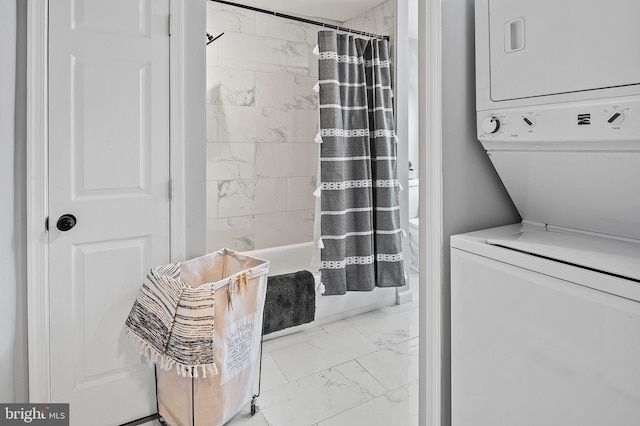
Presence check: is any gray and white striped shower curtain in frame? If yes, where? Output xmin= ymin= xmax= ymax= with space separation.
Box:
xmin=316 ymin=31 xmax=405 ymax=295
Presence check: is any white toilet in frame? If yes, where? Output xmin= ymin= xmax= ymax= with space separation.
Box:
xmin=408 ymin=178 xmax=419 ymax=271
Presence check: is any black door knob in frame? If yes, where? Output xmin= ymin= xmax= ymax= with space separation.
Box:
xmin=56 ymin=214 xmax=77 ymax=231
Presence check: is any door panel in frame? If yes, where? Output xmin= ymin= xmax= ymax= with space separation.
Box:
xmin=73 ymin=60 xmax=152 ymax=194
xmin=49 ymin=0 xmax=170 ymax=424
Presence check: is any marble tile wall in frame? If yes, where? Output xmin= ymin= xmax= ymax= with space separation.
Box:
xmin=206 ymin=1 xmax=321 ymax=252
xmin=205 ymin=0 xmax=396 ymax=252
xmin=343 ymin=0 xmax=396 ymax=39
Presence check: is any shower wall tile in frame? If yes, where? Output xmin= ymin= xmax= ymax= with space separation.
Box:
xmin=341 ymin=14 xmax=368 ymax=35
xmin=342 ymin=0 xmax=396 ymax=35
xmin=206 ymin=142 xmax=255 ymax=180
xmin=206 ymin=105 xmax=218 ymax=143
xmin=255 ymin=73 xmax=317 ymax=111
xmin=254 ymin=210 xmax=314 ymax=249
xmin=206 ymin=67 xmax=256 ymax=106
xmin=308 ymin=44 xmax=319 ymax=78
xmin=218 ymin=32 xmax=288 ymax=74
xmin=256 ymin=14 xmax=309 ymax=43
xmin=206 ymin=2 xmax=256 ymax=35
xmin=216 ymin=178 xmax=288 ymax=218
xmin=286 ymin=42 xmax=311 ymax=76
xmin=217 ymin=179 xmax=256 ymax=217
xmin=255 ymin=14 xmax=335 ymax=45
xmin=292 ymin=75 xmax=318 ymax=110
xmin=255 ymin=73 xmax=295 ymax=109
xmin=381 ymin=0 xmax=396 ymax=33
xmin=218 ymin=106 xmax=288 ymax=143
xmin=255 ymin=178 xmax=288 ymax=215
xmin=287 ymin=176 xmax=317 ymax=211
xmin=206 ymin=31 xmax=219 ymax=67
xmin=256 ymin=143 xmax=317 ymax=178
xmin=288 ymin=109 xmax=319 ymax=143
xmin=206 ymin=216 xmax=255 ymax=252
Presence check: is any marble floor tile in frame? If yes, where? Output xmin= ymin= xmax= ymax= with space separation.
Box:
xmin=259 ymin=352 xmax=289 ymax=392
xmin=345 ymin=306 xmax=398 ymax=325
xmin=391 ymin=299 xmax=419 ymax=314
xmin=263 ymin=326 xmax=328 ymax=354
xmin=320 ymin=318 xmax=356 ymax=335
xmin=320 ymin=305 xmax=400 ymax=336
xmin=353 ymin=309 xmax=420 ymax=348
xmin=226 ymin=404 xmax=270 ymax=426
xmin=269 ymin=328 xmax=379 ymax=382
xmin=317 ymin=380 xmax=419 ymax=426
xmin=258 ymin=360 xmax=386 ymax=426
xmin=357 ymin=337 xmax=419 ymax=391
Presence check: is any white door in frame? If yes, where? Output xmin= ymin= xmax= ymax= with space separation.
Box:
xmin=48 ymin=0 xmax=170 ymax=424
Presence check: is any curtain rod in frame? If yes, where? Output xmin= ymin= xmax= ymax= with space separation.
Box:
xmin=209 ymin=0 xmax=390 ymax=41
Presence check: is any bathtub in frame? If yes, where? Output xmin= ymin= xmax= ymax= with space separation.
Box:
xmin=245 ymin=242 xmax=397 ymax=339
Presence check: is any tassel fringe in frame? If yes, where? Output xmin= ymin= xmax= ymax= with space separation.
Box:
xmin=124 ymin=327 xmax=219 ymax=378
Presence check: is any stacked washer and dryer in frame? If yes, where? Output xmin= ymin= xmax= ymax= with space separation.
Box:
xmin=452 ymin=1 xmax=640 ymax=425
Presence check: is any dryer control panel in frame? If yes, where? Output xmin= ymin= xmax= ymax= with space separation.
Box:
xmin=477 ymin=97 xmax=640 ymax=146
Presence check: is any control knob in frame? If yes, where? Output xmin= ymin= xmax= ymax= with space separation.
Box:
xmin=481 ymin=116 xmax=501 ymax=134
xmin=607 ymin=111 xmax=625 ymax=125
xmin=523 ymin=116 xmax=536 ymax=127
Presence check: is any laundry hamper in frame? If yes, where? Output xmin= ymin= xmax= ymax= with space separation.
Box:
xmin=125 ymin=248 xmax=270 ymax=426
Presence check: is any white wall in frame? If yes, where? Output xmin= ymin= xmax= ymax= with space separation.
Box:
xmin=1 ymin=0 xmax=29 ymax=404
xmin=184 ymin=0 xmax=207 ymax=259
xmin=0 ymin=0 xmax=18 ymax=404
xmin=439 ymin=0 xmax=520 ymax=423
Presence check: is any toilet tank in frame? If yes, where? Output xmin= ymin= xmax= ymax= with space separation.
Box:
xmin=408 ymin=179 xmax=419 ymax=218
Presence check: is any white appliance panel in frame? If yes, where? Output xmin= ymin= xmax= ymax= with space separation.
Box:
xmin=486 ymin=0 xmax=640 ymax=102
xmin=452 ymin=246 xmax=640 ymax=426
xmin=477 ymin=97 xmax=640 ymax=144
xmin=487 ymin=150 xmax=640 ymax=240
xmin=485 ymin=228 xmax=640 ymax=281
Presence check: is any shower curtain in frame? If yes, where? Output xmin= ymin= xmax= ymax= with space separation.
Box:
xmin=316 ymin=31 xmax=405 ymax=295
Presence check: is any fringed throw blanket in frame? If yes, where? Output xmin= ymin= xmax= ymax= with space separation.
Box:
xmin=125 ymin=262 xmax=219 ymax=378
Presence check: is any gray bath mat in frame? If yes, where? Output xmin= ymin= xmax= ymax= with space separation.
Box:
xmin=263 ymin=270 xmax=316 ymax=335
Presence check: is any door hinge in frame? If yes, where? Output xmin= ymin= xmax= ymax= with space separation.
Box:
xmin=168 ymin=179 xmax=173 ymax=201
xmin=168 ymin=14 xmax=172 ymax=36
xmin=45 ymin=217 xmax=49 ymax=231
